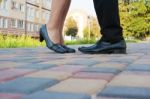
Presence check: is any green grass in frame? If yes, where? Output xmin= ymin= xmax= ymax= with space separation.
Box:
xmin=65 ymin=37 xmax=143 ymax=45
xmin=125 ymin=39 xmax=141 ymax=43
xmin=0 ymin=33 xmax=146 ymax=48
xmin=65 ymin=39 xmax=97 ymax=45
xmin=0 ymin=34 xmax=45 ymax=48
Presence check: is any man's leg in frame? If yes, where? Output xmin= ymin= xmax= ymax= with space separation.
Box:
xmin=93 ymin=0 xmax=123 ymax=43
xmin=78 ymin=0 xmax=126 ymax=54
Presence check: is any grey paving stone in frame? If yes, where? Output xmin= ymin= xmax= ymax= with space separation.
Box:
xmin=22 ymin=91 xmax=91 ymax=99
xmin=0 ymin=77 xmax=58 ymax=94
xmin=18 ymin=63 xmax=56 ymax=70
xmin=127 ymin=64 xmax=150 ymax=71
xmin=96 ymin=96 xmax=131 ymax=99
xmin=67 ymin=59 xmax=100 ymax=66
xmin=80 ymin=67 xmax=120 ymax=74
xmin=109 ymin=59 xmax=134 ymax=64
xmin=98 ymin=86 xmax=150 ymax=99
xmin=12 ymin=58 xmax=43 ymax=63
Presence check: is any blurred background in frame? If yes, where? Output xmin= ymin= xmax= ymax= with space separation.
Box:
xmin=0 ymin=0 xmax=150 ymax=48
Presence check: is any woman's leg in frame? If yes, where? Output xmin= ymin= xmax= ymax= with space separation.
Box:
xmin=58 ymin=0 xmax=75 ymax=53
xmin=59 ymin=0 xmax=71 ymax=45
xmin=46 ymin=0 xmax=69 ymax=44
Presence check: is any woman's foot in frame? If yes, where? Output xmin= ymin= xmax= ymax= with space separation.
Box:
xmin=61 ymin=45 xmax=76 ymax=53
xmin=40 ymin=25 xmax=67 ymax=54
xmin=59 ymin=34 xmax=76 ymax=53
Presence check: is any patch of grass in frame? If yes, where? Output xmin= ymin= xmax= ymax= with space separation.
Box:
xmin=65 ymin=38 xmax=142 ymax=45
xmin=65 ymin=39 xmax=97 ymax=45
xmin=0 ymin=33 xmax=146 ymax=48
xmin=125 ymin=39 xmax=141 ymax=43
xmin=0 ymin=33 xmax=45 ymax=48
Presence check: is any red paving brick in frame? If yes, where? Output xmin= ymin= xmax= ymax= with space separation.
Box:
xmin=0 ymin=93 xmax=23 ymax=99
xmin=0 ymin=69 xmax=36 ymax=83
xmin=0 ymin=68 xmax=9 ymax=71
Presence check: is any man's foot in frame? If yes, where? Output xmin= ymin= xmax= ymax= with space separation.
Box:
xmin=78 ymin=40 xmax=127 ymax=54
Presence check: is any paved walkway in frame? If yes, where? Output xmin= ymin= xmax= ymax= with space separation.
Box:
xmin=0 ymin=43 xmax=150 ymax=99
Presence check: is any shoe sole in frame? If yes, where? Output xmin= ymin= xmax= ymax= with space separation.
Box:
xmin=79 ymin=49 xmax=127 ymax=54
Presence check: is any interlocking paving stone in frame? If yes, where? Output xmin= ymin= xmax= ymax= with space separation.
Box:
xmin=122 ymin=71 xmax=150 ymax=75
xmin=0 ymin=69 xmax=36 ymax=83
xmin=47 ymin=78 xmax=107 ymax=94
xmin=18 ymin=63 xmax=56 ymax=70
xmin=22 ymin=91 xmax=91 ymax=99
xmin=80 ymin=67 xmax=120 ymax=74
xmin=0 ymin=43 xmax=150 ymax=98
xmin=66 ymin=59 xmax=100 ymax=66
xmin=0 ymin=62 xmax=24 ymax=69
xmin=10 ymin=57 xmax=44 ymax=63
xmin=98 ymin=86 xmax=150 ymax=99
xmin=96 ymin=97 xmax=128 ymax=99
xmin=127 ymin=64 xmax=150 ymax=71
xmin=73 ymin=72 xmax=114 ymax=81
xmin=0 ymin=77 xmax=59 ymax=94
xmin=93 ymin=62 xmax=127 ymax=70
xmin=25 ymin=70 xmax=72 ymax=81
xmin=108 ymin=58 xmax=135 ymax=63
xmin=108 ymin=73 xmax=150 ymax=88
xmin=90 ymin=57 xmax=111 ymax=62
xmin=0 ymin=93 xmax=23 ymax=99
xmin=134 ymin=59 xmax=150 ymax=64
xmin=43 ymin=59 xmax=69 ymax=65
xmin=49 ymin=65 xmax=85 ymax=74
xmin=0 ymin=68 xmax=9 ymax=71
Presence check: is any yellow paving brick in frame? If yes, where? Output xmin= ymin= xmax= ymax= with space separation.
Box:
xmin=47 ymin=78 xmax=107 ymax=95
xmin=0 ymin=62 xmax=24 ymax=69
xmin=93 ymin=62 xmax=126 ymax=70
xmin=25 ymin=70 xmax=72 ymax=81
xmin=108 ymin=73 xmax=150 ymax=88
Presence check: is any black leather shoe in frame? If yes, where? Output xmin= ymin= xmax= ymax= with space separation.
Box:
xmin=39 ymin=25 xmax=67 ymax=54
xmin=78 ymin=40 xmax=126 ymax=54
xmin=61 ymin=45 xmax=76 ymax=53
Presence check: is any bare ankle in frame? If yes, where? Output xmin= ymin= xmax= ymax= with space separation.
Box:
xmin=46 ymin=24 xmax=58 ymax=31
xmin=45 ymin=30 xmax=61 ymax=44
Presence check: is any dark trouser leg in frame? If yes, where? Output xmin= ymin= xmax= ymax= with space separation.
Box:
xmin=93 ymin=0 xmax=124 ymax=43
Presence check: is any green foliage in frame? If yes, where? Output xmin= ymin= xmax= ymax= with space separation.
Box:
xmin=130 ymin=1 xmax=147 ymax=16
xmin=127 ymin=17 xmax=149 ymax=38
xmin=65 ymin=17 xmax=78 ymax=37
xmin=66 ymin=27 xmax=78 ymax=37
xmin=120 ymin=0 xmax=150 ymax=39
xmin=0 ymin=33 xmax=45 ymax=48
xmin=83 ymin=27 xmax=89 ymax=39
